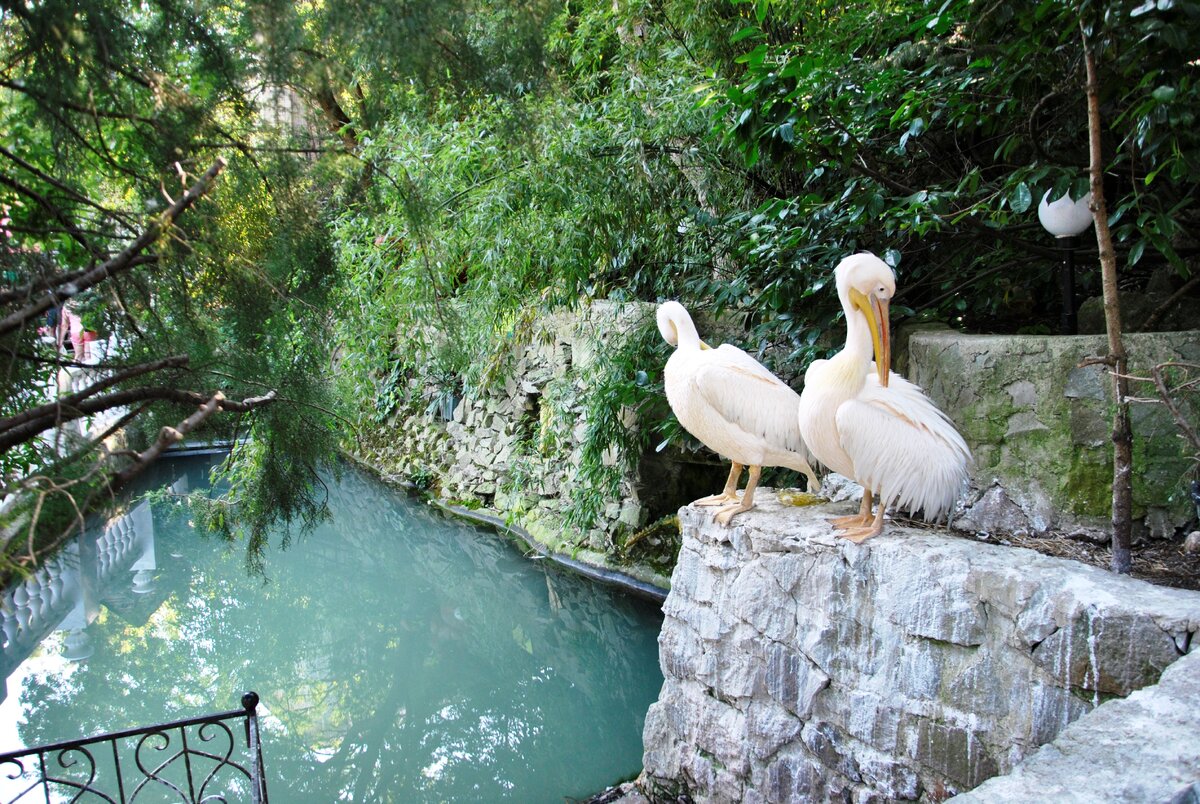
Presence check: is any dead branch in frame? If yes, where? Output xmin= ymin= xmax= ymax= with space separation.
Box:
xmin=10 ymin=393 xmax=223 ymax=573
xmin=1077 ymin=354 xmax=1117 ymax=369
xmin=1151 ymin=365 xmax=1200 ymax=455
xmin=0 ymin=384 xmax=275 ymax=454
xmin=1135 ymin=275 xmax=1200 ymax=333
xmin=0 ymin=354 xmax=189 ymax=434
xmin=110 ymin=393 xmax=225 ymax=488
xmin=0 ymin=157 xmax=227 ymax=338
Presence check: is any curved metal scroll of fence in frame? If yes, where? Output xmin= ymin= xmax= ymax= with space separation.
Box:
xmin=0 ymin=692 xmax=268 ymax=804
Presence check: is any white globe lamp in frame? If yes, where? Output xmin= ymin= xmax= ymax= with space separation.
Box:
xmin=1037 ymin=190 xmax=1094 ymax=333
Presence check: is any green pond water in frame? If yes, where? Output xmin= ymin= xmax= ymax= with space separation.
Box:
xmin=0 ymin=456 xmax=665 ymax=802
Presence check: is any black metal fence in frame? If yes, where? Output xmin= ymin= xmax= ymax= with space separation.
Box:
xmin=0 ymin=692 xmax=268 ymax=804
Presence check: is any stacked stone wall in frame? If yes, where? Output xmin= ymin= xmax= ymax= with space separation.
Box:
xmin=905 ymin=329 xmax=1200 ymax=541
xmin=360 ymin=300 xmax=656 ymax=558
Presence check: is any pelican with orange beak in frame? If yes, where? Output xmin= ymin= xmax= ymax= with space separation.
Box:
xmin=798 ymin=253 xmax=971 ymax=542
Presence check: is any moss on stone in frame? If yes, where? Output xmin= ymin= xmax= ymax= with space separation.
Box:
xmin=616 ymin=514 xmax=682 ymax=576
xmin=1059 ymin=450 xmax=1114 ymax=516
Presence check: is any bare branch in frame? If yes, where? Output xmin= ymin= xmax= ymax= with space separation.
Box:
xmin=1151 ymin=364 xmax=1200 ymax=455
xmin=0 ymin=158 xmax=227 ymax=338
xmin=0 ymin=383 xmax=274 ymax=453
xmin=1135 ymin=275 xmax=1200 ymax=333
xmin=0 ymin=355 xmax=189 ymax=435
xmin=111 ymin=393 xmax=225 ymax=487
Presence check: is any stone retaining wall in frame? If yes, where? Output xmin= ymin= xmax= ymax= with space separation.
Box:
xmin=641 ymin=492 xmax=1200 ymax=802
xmin=906 ymin=329 xmax=1200 ymax=541
xmin=358 ymin=300 xmax=690 ymax=585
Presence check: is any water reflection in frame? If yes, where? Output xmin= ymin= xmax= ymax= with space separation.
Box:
xmin=0 ymin=457 xmax=665 ymax=802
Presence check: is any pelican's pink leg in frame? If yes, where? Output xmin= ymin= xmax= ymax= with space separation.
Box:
xmin=693 ymin=462 xmax=743 ymax=507
xmin=714 ymin=465 xmax=761 ymax=526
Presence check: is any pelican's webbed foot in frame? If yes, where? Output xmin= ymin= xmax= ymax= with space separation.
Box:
xmin=692 ymin=492 xmax=741 ymax=508
xmin=834 ymin=501 xmax=886 ymax=543
xmin=713 ymin=500 xmax=753 ymax=526
xmin=836 ymin=523 xmax=883 ymax=543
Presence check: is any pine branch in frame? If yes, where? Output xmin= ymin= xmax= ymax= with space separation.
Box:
xmin=0 ymin=383 xmax=274 ymax=453
xmin=0 ymin=143 xmax=138 ymax=226
xmin=0 ymin=172 xmax=103 ymax=256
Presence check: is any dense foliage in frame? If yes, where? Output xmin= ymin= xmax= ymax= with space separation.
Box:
xmin=0 ymin=0 xmax=346 ymax=581
xmin=330 ymin=0 xmax=1198 ymax=528
xmin=1 ymin=0 xmax=1196 ymax=563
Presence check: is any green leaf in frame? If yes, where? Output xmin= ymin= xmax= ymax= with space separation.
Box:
xmin=1129 ymin=239 xmax=1146 ymax=265
xmin=1151 ymin=85 xmax=1177 ymax=103
xmin=730 ymin=26 xmax=761 ymax=44
xmin=1010 ymin=182 xmax=1033 ymax=213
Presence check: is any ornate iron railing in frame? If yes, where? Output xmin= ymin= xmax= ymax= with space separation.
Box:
xmin=0 ymin=692 xmax=268 ymax=804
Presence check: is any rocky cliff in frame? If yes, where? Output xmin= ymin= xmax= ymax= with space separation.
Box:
xmin=641 ymin=493 xmax=1200 ymax=802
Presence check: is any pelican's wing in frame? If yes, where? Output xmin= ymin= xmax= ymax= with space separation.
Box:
xmin=836 ymin=371 xmax=971 ymax=520
xmin=689 ymin=345 xmax=808 ymax=455
xmin=863 ymin=369 xmax=970 ymax=457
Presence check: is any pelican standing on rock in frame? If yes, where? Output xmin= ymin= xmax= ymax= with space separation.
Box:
xmin=798 ymin=253 xmax=971 ymax=542
xmin=657 ymin=301 xmax=820 ymax=526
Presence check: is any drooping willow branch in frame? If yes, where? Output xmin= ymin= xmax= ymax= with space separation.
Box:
xmin=0 ymin=157 xmax=227 ymax=338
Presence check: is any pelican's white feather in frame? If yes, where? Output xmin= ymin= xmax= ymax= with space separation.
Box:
xmin=658 ymin=300 xmax=818 ymax=483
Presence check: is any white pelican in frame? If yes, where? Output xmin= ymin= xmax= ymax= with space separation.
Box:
xmin=798 ymin=253 xmax=971 ymax=542
xmin=657 ymin=301 xmax=820 ymax=526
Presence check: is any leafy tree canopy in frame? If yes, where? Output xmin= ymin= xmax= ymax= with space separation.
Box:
xmin=1 ymin=0 xmax=1197 ymax=562
xmin=0 ymin=0 xmax=348 ymax=582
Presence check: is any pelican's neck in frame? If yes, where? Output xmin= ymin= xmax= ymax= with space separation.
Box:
xmin=839 ymin=293 xmax=874 ymax=366
xmin=673 ymin=314 xmax=703 ymax=351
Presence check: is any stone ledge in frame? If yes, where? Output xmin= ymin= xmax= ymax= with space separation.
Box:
xmin=643 ymin=490 xmax=1200 ymax=801
xmin=950 ymin=648 xmax=1200 ymax=803
xmin=907 ymin=329 xmax=1200 ymax=538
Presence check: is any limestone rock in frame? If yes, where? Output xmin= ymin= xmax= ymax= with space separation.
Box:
xmin=953 ymin=483 xmax=1034 ymax=537
xmin=642 ymin=492 xmax=1200 ymax=801
xmin=951 ymin=649 xmax=1200 ymax=803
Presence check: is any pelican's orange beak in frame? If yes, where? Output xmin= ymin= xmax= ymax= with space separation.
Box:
xmin=700 ymin=340 xmax=712 ymax=351
xmin=850 ymin=288 xmax=891 ymax=387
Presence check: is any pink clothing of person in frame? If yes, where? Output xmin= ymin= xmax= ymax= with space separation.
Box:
xmin=58 ymin=304 xmax=87 ymax=360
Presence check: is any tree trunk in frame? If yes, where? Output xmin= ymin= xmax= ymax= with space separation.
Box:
xmin=1083 ymin=32 xmax=1133 ymax=574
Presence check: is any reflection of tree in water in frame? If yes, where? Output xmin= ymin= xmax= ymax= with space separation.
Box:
xmin=13 ymin=461 xmax=664 ymax=802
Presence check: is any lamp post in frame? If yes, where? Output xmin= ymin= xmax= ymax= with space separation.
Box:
xmin=1037 ymin=190 xmax=1094 ymax=334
